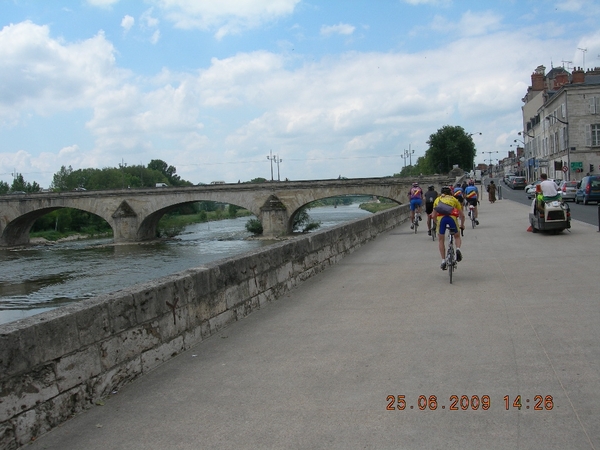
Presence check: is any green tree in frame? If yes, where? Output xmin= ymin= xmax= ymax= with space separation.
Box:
xmin=247 ymin=177 xmax=267 ymax=183
xmin=0 ymin=180 xmax=9 ymax=194
xmin=293 ymin=206 xmax=321 ymax=233
xmin=11 ymin=173 xmax=41 ymax=193
xmin=51 ymin=165 xmax=74 ymax=191
xmin=148 ymin=159 xmax=183 ymax=186
xmin=425 ymin=125 xmax=477 ymax=174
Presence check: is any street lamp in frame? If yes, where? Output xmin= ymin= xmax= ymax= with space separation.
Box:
xmin=545 ymin=114 xmax=571 ymax=181
xmin=481 ymin=151 xmax=498 ymax=179
xmin=518 ymin=131 xmax=535 ymax=181
xmin=266 ymin=151 xmax=283 ymax=181
xmin=275 ymin=156 xmax=282 ymax=181
xmin=468 ymin=132 xmax=482 ymax=171
xmin=404 ymin=145 xmax=415 ymax=175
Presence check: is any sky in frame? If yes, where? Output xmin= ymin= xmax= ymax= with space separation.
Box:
xmin=1 ymin=0 xmax=600 ymax=188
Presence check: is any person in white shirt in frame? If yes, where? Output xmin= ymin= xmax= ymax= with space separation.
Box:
xmin=539 ymin=173 xmax=559 ymax=198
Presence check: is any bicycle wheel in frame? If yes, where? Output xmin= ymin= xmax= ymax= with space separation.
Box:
xmin=414 ymin=218 xmax=418 ymax=234
xmin=448 ymin=257 xmax=453 ymax=283
xmin=431 ymin=224 xmax=436 ymax=241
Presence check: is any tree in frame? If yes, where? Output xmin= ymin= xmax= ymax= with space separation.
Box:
xmin=148 ymin=159 xmax=183 ymax=186
xmin=51 ymin=165 xmax=74 ymax=191
xmin=0 ymin=180 xmax=9 ymax=194
xmin=11 ymin=173 xmax=41 ymax=193
xmin=292 ymin=206 xmax=321 ymax=233
xmin=425 ymin=125 xmax=477 ymax=174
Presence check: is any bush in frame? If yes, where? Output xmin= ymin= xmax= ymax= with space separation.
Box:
xmin=245 ymin=219 xmax=263 ymax=234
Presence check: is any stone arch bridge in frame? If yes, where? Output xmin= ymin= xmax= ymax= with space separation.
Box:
xmin=0 ymin=176 xmax=453 ymax=247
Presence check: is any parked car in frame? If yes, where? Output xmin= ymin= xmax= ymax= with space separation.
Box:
xmin=525 ymin=179 xmax=558 ymax=199
xmin=557 ymin=180 xmax=577 ymax=202
xmin=504 ymin=174 xmax=516 ymax=185
xmin=575 ymin=175 xmax=600 ymax=204
xmin=526 ymin=181 xmax=541 ymax=199
xmin=509 ymin=176 xmax=527 ymax=189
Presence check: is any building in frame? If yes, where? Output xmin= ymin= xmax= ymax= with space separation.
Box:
xmin=520 ymin=65 xmax=600 ymax=182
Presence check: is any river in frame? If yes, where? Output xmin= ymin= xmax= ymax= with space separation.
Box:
xmin=0 ymin=203 xmax=373 ymax=325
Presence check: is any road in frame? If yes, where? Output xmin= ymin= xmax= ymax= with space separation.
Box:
xmin=488 ymin=178 xmax=599 ymax=228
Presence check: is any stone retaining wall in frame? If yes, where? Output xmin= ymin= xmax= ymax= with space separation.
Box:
xmin=0 ymin=204 xmax=409 ymax=449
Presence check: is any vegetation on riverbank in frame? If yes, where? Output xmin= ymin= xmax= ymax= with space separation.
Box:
xmin=358 ymin=200 xmax=399 ymax=213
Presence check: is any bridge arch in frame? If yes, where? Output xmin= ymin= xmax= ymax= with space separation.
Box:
xmin=1 ymin=206 xmax=115 ymax=247
xmin=287 ymin=194 xmax=401 ymax=234
xmin=135 ymin=199 xmax=255 ymax=241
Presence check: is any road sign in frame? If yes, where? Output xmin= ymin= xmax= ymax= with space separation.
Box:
xmin=562 ymin=166 xmax=568 ymax=173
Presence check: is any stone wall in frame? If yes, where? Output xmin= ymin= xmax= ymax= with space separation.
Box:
xmin=0 ymin=204 xmax=409 ymax=449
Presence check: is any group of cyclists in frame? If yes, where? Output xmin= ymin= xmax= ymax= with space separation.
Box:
xmin=408 ymin=178 xmax=481 ymax=270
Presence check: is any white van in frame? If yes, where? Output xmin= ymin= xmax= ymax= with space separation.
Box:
xmin=155 ymin=183 xmax=168 ymax=187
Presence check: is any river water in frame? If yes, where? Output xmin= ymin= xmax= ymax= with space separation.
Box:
xmin=0 ymin=204 xmax=372 ymax=325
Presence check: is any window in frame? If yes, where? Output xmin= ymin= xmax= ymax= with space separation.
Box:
xmin=592 ymin=125 xmax=600 ymax=146
xmin=590 ymin=97 xmax=600 ymax=115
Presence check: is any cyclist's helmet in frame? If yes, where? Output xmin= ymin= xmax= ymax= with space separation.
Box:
xmin=412 ymin=182 xmax=419 ymax=187
xmin=428 ymin=185 xmax=435 ymax=190
xmin=441 ymin=186 xmax=452 ymax=195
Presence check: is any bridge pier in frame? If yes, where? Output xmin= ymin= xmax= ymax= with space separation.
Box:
xmin=111 ymin=201 xmax=142 ymax=243
xmin=260 ymin=195 xmax=290 ymax=238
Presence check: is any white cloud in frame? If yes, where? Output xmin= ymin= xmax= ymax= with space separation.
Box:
xmin=150 ymin=30 xmax=161 ymax=44
xmin=141 ymin=8 xmax=160 ymax=28
xmin=0 ymin=21 xmax=126 ymax=127
xmin=121 ymin=15 xmax=135 ymax=32
xmin=320 ymin=23 xmax=356 ymax=37
xmin=152 ymin=0 xmax=300 ymax=38
xmin=429 ymin=10 xmax=503 ymax=37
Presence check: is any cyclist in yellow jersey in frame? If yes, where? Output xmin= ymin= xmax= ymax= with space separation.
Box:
xmin=431 ymin=186 xmax=465 ymax=270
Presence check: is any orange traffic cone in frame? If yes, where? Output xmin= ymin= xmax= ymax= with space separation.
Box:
xmin=527 ymin=225 xmax=533 ymax=232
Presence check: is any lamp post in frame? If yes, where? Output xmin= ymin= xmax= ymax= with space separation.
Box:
xmin=518 ymin=131 xmax=535 ymax=181
xmin=404 ymin=145 xmax=415 ymax=175
xmin=481 ymin=151 xmax=498 ymax=179
xmin=546 ymin=114 xmax=570 ymax=181
xmin=468 ymin=132 xmax=482 ymax=171
xmin=275 ymin=156 xmax=282 ymax=181
xmin=267 ymin=150 xmax=275 ymax=181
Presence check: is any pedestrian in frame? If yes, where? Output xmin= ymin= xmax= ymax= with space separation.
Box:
xmin=487 ymin=180 xmax=496 ymax=203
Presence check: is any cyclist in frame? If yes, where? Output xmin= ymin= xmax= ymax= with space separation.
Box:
xmin=453 ymin=183 xmax=465 ymax=207
xmin=432 ymin=186 xmax=465 ymax=270
xmin=408 ymin=182 xmax=423 ymax=229
xmin=464 ymin=179 xmax=480 ymax=225
xmin=424 ymin=184 xmax=438 ymax=236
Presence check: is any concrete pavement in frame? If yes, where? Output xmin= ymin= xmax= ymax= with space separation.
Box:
xmin=25 ymin=198 xmax=600 ymax=450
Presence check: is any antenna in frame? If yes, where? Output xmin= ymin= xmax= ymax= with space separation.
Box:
xmin=561 ymin=60 xmax=572 ymax=71
xmin=578 ymin=47 xmax=587 ymax=70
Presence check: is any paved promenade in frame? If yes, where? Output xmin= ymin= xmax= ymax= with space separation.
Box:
xmin=27 ymin=198 xmax=600 ymax=450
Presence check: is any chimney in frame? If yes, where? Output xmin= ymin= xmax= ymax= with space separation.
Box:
xmin=554 ymin=72 xmax=568 ymax=88
xmin=531 ymin=65 xmax=546 ymax=91
xmin=572 ymin=67 xmax=585 ymax=84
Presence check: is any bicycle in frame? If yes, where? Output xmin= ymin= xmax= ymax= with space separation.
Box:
xmin=446 ymin=228 xmax=463 ymax=284
xmin=429 ymin=214 xmax=436 ymax=241
xmin=411 ymin=212 xmax=420 ymax=233
xmin=468 ymin=204 xmax=477 ymax=228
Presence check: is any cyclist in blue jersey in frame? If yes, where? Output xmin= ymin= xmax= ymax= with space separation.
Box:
xmin=408 ymin=182 xmax=423 ymax=229
xmin=464 ymin=179 xmax=480 ymax=225
xmin=453 ymin=183 xmax=465 ymax=206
